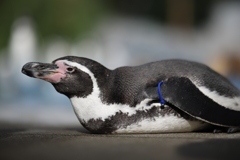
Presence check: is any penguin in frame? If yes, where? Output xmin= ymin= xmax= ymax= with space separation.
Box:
xmin=22 ymin=56 xmax=240 ymax=134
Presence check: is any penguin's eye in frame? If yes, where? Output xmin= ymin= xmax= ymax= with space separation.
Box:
xmin=66 ymin=67 xmax=75 ymax=73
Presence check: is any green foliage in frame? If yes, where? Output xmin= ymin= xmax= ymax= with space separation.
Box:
xmin=0 ymin=0 xmax=107 ymax=49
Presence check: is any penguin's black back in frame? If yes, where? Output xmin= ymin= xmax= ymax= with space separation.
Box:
xmin=101 ymin=59 xmax=240 ymax=106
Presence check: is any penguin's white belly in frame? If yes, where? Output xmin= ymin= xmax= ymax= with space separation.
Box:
xmin=71 ymin=96 xmax=210 ymax=133
xmin=115 ymin=115 xmax=209 ymax=133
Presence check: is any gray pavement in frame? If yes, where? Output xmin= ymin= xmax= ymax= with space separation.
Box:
xmin=1 ymin=122 xmax=240 ymax=160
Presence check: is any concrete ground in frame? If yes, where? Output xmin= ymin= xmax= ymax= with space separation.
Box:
xmin=0 ymin=122 xmax=240 ymax=160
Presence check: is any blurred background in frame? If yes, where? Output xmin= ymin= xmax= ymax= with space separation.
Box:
xmin=1 ymin=0 xmax=240 ymax=127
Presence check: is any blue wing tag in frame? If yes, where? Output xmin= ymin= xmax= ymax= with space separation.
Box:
xmin=158 ymin=82 xmax=166 ymax=105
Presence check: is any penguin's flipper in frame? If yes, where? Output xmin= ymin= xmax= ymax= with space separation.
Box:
xmin=160 ymin=77 xmax=240 ymax=127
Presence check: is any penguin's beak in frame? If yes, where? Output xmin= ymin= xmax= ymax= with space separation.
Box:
xmin=22 ymin=62 xmax=66 ymax=83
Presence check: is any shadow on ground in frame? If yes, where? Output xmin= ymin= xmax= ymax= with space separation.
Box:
xmin=1 ymin=121 xmax=240 ymax=160
xmin=177 ymin=139 xmax=240 ymax=160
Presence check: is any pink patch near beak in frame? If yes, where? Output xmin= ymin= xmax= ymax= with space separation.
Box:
xmin=41 ymin=61 xmax=67 ymax=83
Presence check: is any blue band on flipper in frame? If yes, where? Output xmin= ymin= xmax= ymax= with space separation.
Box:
xmin=158 ymin=82 xmax=166 ymax=105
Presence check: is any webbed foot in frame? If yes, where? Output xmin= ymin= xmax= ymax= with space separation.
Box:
xmin=212 ymin=127 xmax=240 ymax=133
xmin=227 ymin=127 xmax=240 ymax=133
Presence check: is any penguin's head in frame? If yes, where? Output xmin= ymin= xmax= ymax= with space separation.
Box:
xmin=22 ymin=56 xmax=107 ymax=98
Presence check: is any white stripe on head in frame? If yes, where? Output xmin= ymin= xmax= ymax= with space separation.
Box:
xmin=56 ymin=60 xmax=100 ymax=95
